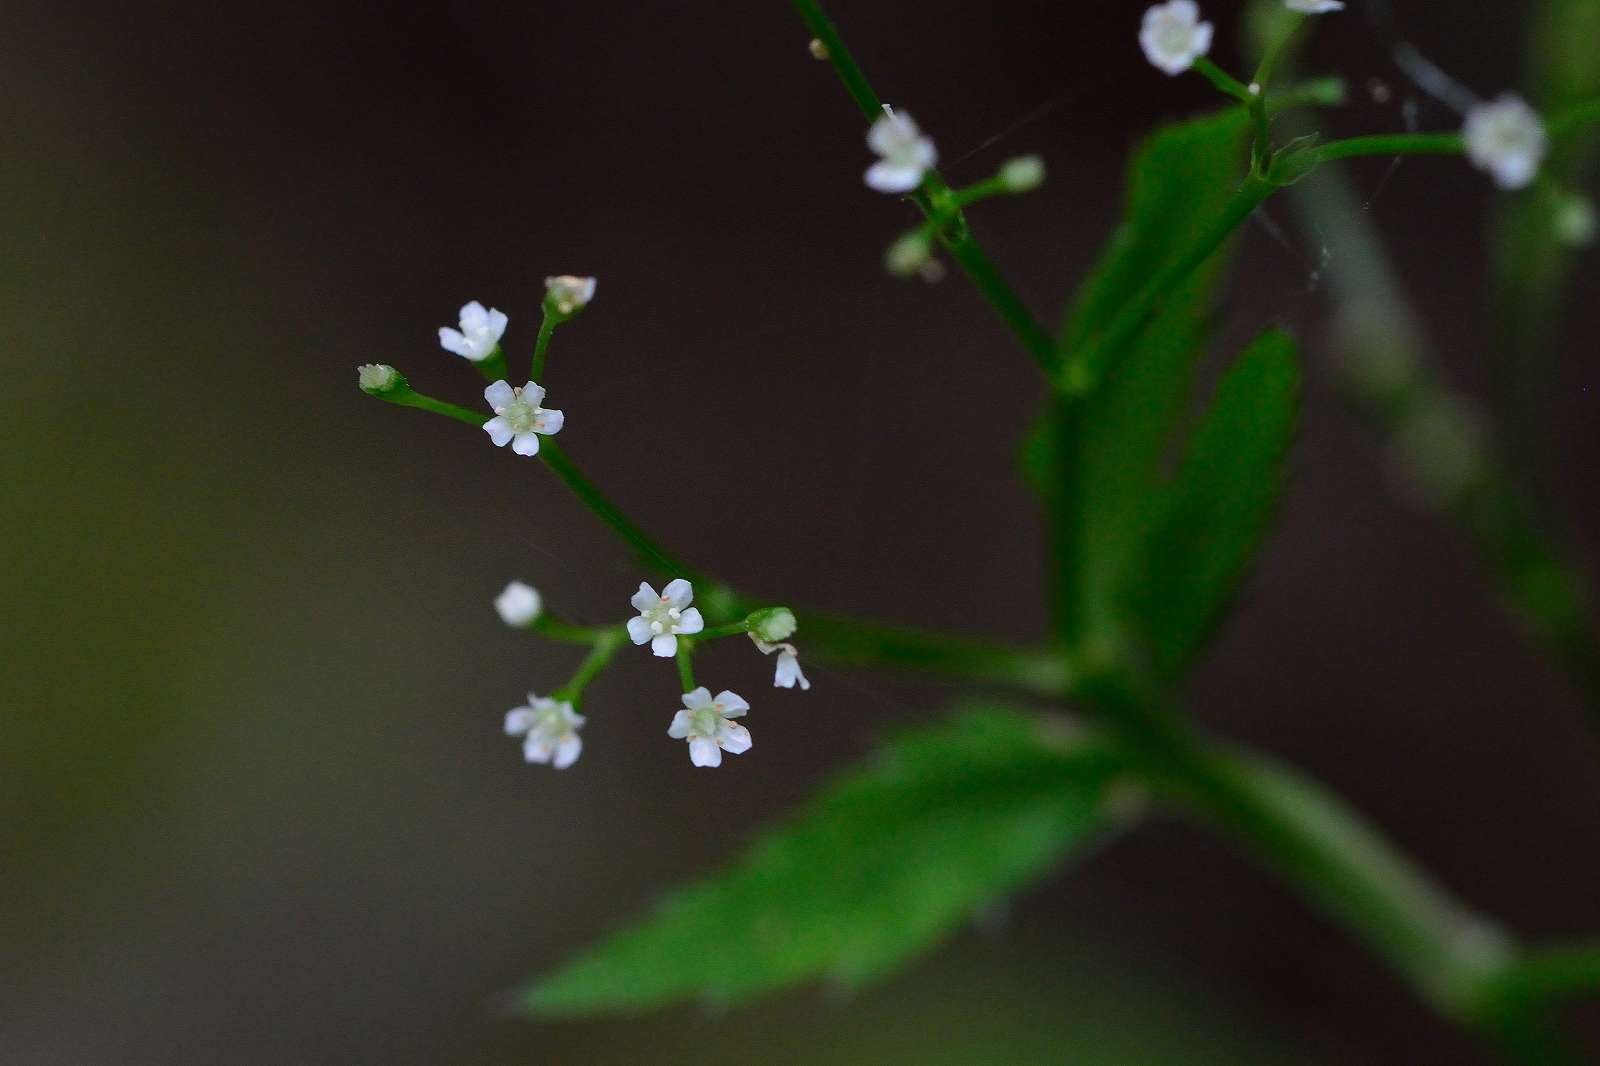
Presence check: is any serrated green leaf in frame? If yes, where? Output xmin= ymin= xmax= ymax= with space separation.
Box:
xmin=521 ymin=707 xmax=1129 ymax=1016
xmin=1125 ymin=329 xmax=1301 ymax=678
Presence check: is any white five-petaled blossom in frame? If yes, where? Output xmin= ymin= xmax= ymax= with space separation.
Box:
xmin=627 ymin=579 xmax=705 ymax=657
xmin=667 ymin=687 xmax=751 ymax=768
xmin=505 ymin=695 xmax=585 ymax=769
xmin=482 ymin=380 xmax=564 ymax=456
xmin=438 ymin=300 xmax=508 ymax=362
xmin=1284 ymin=0 xmax=1344 ymax=13
xmin=495 ymin=580 xmax=543 ymax=627
xmin=544 ymin=275 xmax=597 ymax=316
xmin=1140 ymin=1 xmax=1213 ymax=76
xmin=865 ymin=106 xmax=937 ymax=194
xmin=1463 ymin=95 xmax=1548 ymax=190
xmin=752 ymin=637 xmax=811 ymax=691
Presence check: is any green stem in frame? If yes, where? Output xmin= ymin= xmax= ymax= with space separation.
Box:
xmin=554 ymin=628 xmax=625 ymax=704
xmin=536 ymin=438 xmax=705 ymax=583
xmin=382 ymin=387 xmax=487 ymax=428
xmin=1488 ymin=943 xmax=1600 ymax=1008
xmin=695 ymin=621 xmax=751 ymax=641
xmin=1192 ymin=58 xmax=1254 ymax=104
xmin=1312 ymin=132 xmax=1466 ymax=164
xmin=789 ymin=0 xmax=1058 ymax=375
xmin=797 ymin=611 xmax=1073 ymax=698
xmin=675 ymin=643 xmax=697 ymax=692
xmin=532 ymin=615 xmax=615 ymax=645
xmin=530 ymin=312 xmax=557 ymax=383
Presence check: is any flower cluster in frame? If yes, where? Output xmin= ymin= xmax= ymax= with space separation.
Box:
xmin=1139 ymin=1 xmax=1551 ymax=192
xmin=488 ymin=572 xmax=810 ymax=770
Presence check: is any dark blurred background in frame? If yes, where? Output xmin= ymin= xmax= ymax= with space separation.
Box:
xmin=4 ymin=1 xmax=1598 ymax=1062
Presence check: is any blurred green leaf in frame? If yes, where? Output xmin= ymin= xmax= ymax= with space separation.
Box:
xmin=1126 ymin=329 xmax=1301 ymax=678
xmin=522 ymin=706 xmax=1130 ymax=1015
xmin=1025 ymin=109 xmax=1252 ymax=645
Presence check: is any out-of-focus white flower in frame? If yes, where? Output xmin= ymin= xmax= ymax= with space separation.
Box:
xmin=482 ymin=380 xmax=564 ymax=456
xmin=1140 ymin=1 xmax=1213 ymax=76
xmin=357 ymin=363 xmax=401 ymax=393
xmin=505 ymin=695 xmax=585 ymax=769
xmin=1463 ymin=94 xmax=1547 ymax=190
xmin=1285 ymin=0 xmax=1343 ymax=13
xmin=495 ymin=580 xmax=543 ymax=627
xmin=666 ymin=687 xmax=751 ymax=767
xmin=866 ymin=106 xmax=937 ymax=194
xmin=1555 ymin=195 xmax=1596 ymax=247
xmin=747 ymin=607 xmax=797 ymax=645
xmin=752 ymin=637 xmax=812 ymax=691
xmin=544 ymin=275 xmax=596 ymax=316
xmin=439 ymin=301 xmax=508 ymax=362
xmin=626 ymin=579 xmax=705 ymax=657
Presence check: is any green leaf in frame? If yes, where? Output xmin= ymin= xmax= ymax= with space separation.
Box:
xmin=1125 ymin=329 xmax=1301 ymax=678
xmin=521 ymin=707 xmax=1130 ymax=1015
xmin=1030 ymin=109 xmax=1252 ymax=640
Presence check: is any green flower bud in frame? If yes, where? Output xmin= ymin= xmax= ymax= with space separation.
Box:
xmin=357 ymin=363 xmax=405 ymax=394
xmin=747 ymin=606 xmax=797 ymax=644
xmin=998 ymin=155 xmax=1045 ymax=194
xmin=886 ymin=231 xmax=933 ymax=277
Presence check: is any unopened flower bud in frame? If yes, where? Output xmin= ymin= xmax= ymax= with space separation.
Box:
xmin=544 ymin=275 xmax=597 ymax=317
xmin=495 ymin=580 xmax=543 ymax=627
xmin=357 ymin=363 xmax=404 ymax=394
xmin=998 ymin=155 xmax=1045 ymax=193
xmin=747 ymin=606 xmax=797 ymax=644
xmin=1555 ymin=195 xmax=1596 ymax=247
xmin=886 ymin=231 xmax=933 ymax=277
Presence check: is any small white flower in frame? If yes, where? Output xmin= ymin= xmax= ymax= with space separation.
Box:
xmin=438 ymin=300 xmax=508 ymax=362
xmin=544 ymin=275 xmax=596 ymax=316
xmin=866 ymin=106 xmax=937 ymax=194
xmin=1285 ymin=0 xmax=1343 ymax=13
xmin=626 ymin=579 xmax=705 ymax=657
xmin=357 ymin=363 xmax=400 ymax=392
xmin=505 ymin=695 xmax=585 ymax=769
xmin=495 ymin=580 xmax=543 ymax=627
xmin=1463 ymin=94 xmax=1547 ymax=190
xmin=752 ymin=637 xmax=812 ymax=691
xmin=667 ymin=687 xmax=751 ymax=768
xmin=1140 ymin=1 xmax=1213 ymax=76
xmin=482 ymin=380 xmax=564 ymax=456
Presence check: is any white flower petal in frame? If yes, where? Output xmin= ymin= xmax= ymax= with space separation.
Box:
xmin=651 ymin=632 xmax=678 ymax=657
xmin=661 ymin=578 xmax=694 ymax=608
xmin=719 ymin=721 xmax=752 ymax=755
xmin=626 ymin=616 xmax=654 ymax=645
xmin=676 ymin=607 xmax=704 ymax=634
xmin=438 ymin=327 xmax=468 ymax=356
xmin=668 ymin=709 xmax=694 ymax=738
xmin=459 ymin=301 xmax=488 ymax=329
xmin=504 ymin=708 xmax=536 ymax=735
xmin=681 ymin=687 xmax=713 ymax=709
xmin=688 ymin=736 xmax=723 ymax=767
xmin=484 ymin=380 xmax=515 ymax=411
xmin=511 ymin=432 xmax=541 ymax=456
xmin=520 ymin=381 xmax=546 ymax=407
xmin=535 ymin=408 xmax=564 ymax=435
xmin=483 ymin=416 xmax=514 ymax=447
xmin=553 ymin=734 xmax=582 ymax=769
xmin=484 ymin=308 xmax=509 ymax=343
xmin=523 ymin=733 xmax=554 ymax=764
xmin=631 ymin=582 xmax=660 ymax=612
xmin=865 ymin=160 xmax=925 ymax=193
xmin=715 ymin=690 xmax=749 ymax=717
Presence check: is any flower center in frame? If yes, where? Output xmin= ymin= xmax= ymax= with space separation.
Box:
xmin=1156 ymin=19 xmax=1189 ymax=52
xmin=643 ymin=599 xmax=683 ymax=634
xmin=689 ymin=706 xmax=721 ymax=737
xmin=503 ymin=394 xmax=541 ymax=432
